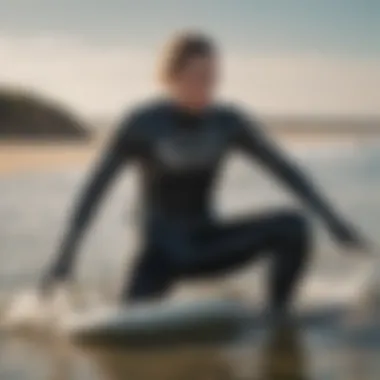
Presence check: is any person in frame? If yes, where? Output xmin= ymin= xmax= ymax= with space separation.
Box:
xmin=41 ymin=31 xmax=366 ymax=322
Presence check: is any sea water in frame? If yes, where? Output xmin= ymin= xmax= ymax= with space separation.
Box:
xmin=0 ymin=139 xmax=380 ymax=379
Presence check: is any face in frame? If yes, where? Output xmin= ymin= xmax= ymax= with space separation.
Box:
xmin=170 ymin=55 xmax=219 ymax=110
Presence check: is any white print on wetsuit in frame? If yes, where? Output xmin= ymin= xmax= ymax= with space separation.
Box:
xmin=155 ymin=127 xmax=225 ymax=171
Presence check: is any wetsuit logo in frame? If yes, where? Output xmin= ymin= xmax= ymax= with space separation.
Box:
xmin=156 ymin=129 xmax=223 ymax=170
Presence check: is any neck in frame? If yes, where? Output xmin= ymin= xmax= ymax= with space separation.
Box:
xmin=167 ymin=94 xmax=209 ymax=115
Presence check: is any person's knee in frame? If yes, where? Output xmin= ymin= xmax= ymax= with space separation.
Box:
xmin=278 ymin=209 xmax=310 ymax=245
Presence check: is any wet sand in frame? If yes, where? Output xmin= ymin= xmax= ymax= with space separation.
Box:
xmin=0 ymin=141 xmax=99 ymax=175
xmin=0 ymin=133 xmax=362 ymax=176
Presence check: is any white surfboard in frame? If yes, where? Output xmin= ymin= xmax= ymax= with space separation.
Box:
xmin=62 ymin=298 xmax=350 ymax=347
xmin=63 ymin=299 xmax=253 ymax=347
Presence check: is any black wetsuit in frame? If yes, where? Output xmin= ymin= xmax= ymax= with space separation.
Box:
xmin=50 ymin=99 xmax=342 ymax=310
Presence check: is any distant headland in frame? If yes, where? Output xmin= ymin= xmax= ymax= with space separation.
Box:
xmin=0 ymin=88 xmax=91 ymax=140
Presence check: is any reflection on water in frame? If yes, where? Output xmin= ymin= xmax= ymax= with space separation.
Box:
xmin=0 ymin=328 xmax=304 ymax=380
xmin=259 ymin=328 xmax=308 ymax=380
xmin=90 ymin=347 xmax=233 ymax=380
xmin=1 ymin=320 xmax=380 ymax=380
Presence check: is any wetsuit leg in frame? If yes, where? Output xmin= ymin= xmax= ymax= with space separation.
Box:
xmin=122 ymin=209 xmax=310 ymax=310
xmin=121 ymin=242 xmax=174 ymax=302
xmin=183 ymin=209 xmax=311 ymax=311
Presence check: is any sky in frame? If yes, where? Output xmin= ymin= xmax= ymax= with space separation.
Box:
xmin=0 ymin=0 xmax=379 ymax=118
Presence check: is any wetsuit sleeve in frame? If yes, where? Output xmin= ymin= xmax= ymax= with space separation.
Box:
xmin=232 ymin=110 xmax=341 ymax=226
xmin=49 ymin=112 xmax=144 ymax=276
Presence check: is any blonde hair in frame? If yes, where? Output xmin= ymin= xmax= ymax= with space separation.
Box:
xmin=158 ymin=31 xmax=217 ymax=85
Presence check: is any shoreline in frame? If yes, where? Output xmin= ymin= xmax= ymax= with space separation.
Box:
xmin=0 ymin=133 xmax=375 ymax=176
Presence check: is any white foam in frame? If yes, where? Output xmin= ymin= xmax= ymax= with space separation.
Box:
xmin=1 ymin=287 xmax=74 ymax=335
xmin=0 ymin=284 xmax=115 ymax=337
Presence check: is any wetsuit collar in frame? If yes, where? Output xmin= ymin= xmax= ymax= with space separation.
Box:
xmin=161 ymin=96 xmax=214 ymax=119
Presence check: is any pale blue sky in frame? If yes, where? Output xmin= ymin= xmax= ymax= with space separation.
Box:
xmin=0 ymin=1 xmax=379 ymax=117
xmin=1 ymin=0 xmax=379 ymax=56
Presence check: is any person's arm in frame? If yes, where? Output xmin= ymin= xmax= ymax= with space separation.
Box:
xmin=42 ymin=112 xmax=144 ymax=287
xmin=232 ymin=109 xmax=365 ymax=248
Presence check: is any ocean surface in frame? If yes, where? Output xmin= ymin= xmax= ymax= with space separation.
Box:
xmin=1 ymin=139 xmax=380 ymax=379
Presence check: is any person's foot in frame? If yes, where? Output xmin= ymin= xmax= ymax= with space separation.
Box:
xmin=237 ymin=305 xmax=297 ymax=344
xmin=264 ymin=305 xmax=297 ymax=331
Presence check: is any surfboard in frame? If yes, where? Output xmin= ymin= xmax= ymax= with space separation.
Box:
xmin=63 ymin=299 xmax=350 ymax=348
xmin=63 ymin=299 xmax=252 ymax=347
